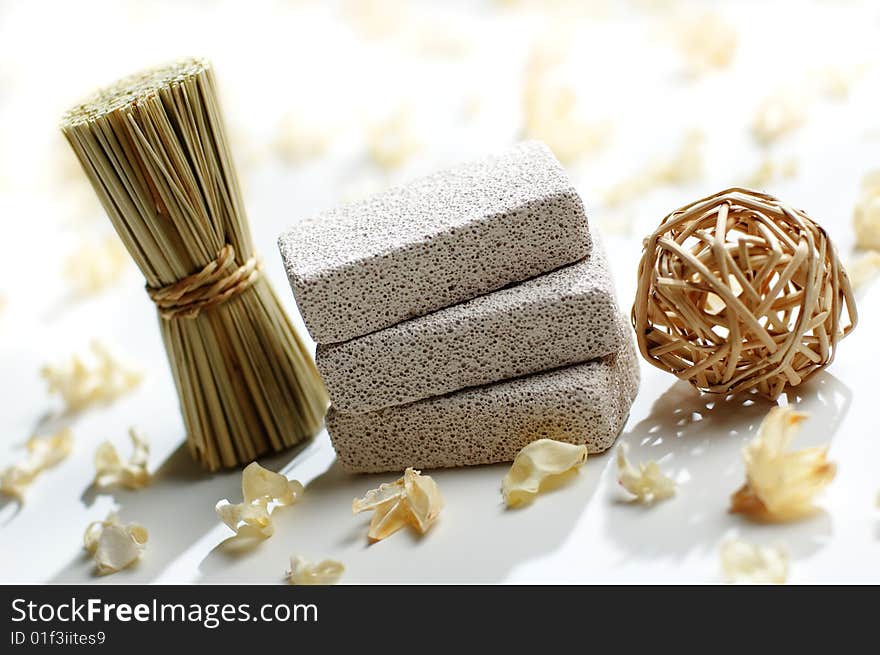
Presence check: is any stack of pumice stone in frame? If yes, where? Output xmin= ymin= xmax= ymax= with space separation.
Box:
xmin=279 ymin=142 xmax=639 ymax=473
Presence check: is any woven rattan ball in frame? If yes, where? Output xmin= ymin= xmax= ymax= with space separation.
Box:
xmin=632 ymin=188 xmax=857 ymax=399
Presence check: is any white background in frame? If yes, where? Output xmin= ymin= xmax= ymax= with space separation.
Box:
xmin=1 ymin=0 xmax=879 ymax=583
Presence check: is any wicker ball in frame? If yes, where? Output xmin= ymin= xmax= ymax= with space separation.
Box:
xmin=632 ymin=188 xmax=857 ymax=399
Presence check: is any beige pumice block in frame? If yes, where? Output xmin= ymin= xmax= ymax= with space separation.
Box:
xmin=316 ymin=238 xmax=620 ymax=414
xmin=326 ymin=322 xmax=640 ymax=473
xmin=278 ymin=141 xmax=591 ymax=344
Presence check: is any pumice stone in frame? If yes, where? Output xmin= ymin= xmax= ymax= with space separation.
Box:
xmin=316 ymin=237 xmax=621 ymax=414
xmin=326 ymin=320 xmax=640 ymax=473
xmin=278 ymin=141 xmax=592 ymax=343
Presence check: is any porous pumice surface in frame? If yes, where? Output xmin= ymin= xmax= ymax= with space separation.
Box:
xmin=278 ymin=141 xmax=592 ymax=343
xmin=326 ymin=320 xmax=640 ymax=473
xmin=317 ymin=237 xmax=620 ymax=413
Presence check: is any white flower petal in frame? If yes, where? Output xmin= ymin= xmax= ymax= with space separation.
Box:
xmin=42 ymin=341 xmax=142 ymax=413
xmin=720 ymin=539 xmax=788 ymax=584
xmin=83 ymin=512 xmax=148 ymax=575
xmin=0 ymin=428 xmax=74 ymax=501
xmin=353 ymin=468 xmax=443 ymax=542
xmin=616 ymin=443 xmax=676 ymax=504
xmin=216 ymin=463 xmax=303 ymax=538
xmin=94 ymin=428 xmax=150 ymax=489
xmin=730 ymin=406 xmax=835 ymax=522
xmin=501 ymin=439 xmax=587 ymax=508
xmin=286 ymin=556 xmax=344 ymax=585
xmin=64 ymin=236 xmax=128 ymax=297
xmin=854 ymin=171 xmax=880 ymax=251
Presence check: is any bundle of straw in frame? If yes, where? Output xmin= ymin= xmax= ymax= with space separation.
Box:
xmin=61 ymin=58 xmax=328 ymax=470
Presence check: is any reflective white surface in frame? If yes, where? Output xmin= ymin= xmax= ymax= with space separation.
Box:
xmin=1 ymin=0 xmax=879 ymax=584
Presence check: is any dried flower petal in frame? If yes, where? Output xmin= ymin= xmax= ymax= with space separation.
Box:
xmin=215 ymin=462 xmax=304 ymax=538
xmin=365 ymin=497 xmax=412 ymax=541
xmin=521 ymin=43 xmax=611 ymax=164
xmin=286 ymin=556 xmax=344 ymax=585
xmin=847 ymin=250 xmax=880 ymax=288
xmin=603 ymin=130 xmax=703 ymax=207
xmin=674 ymin=12 xmax=738 ymax=76
xmin=274 ymin=111 xmax=331 ymax=162
xmin=352 ymin=468 xmax=443 ymax=542
xmin=0 ymin=428 xmax=73 ymax=501
xmin=366 ymin=109 xmax=420 ymax=170
xmin=93 ymin=428 xmax=150 ymax=490
xmin=216 ymin=501 xmax=272 ymax=537
xmin=64 ymin=236 xmax=128 ymax=297
xmin=42 ymin=341 xmax=143 ymax=413
xmin=742 ymin=156 xmax=798 ymax=189
xmin=720 ymin=539 xmax=788 ymax=584
xmin=813 ymin=65 xmax=865 ymax=101
xmin=502 ymin=439 xmax=587 ymax=508
xmin=730 ymin=406 xmax=836 ymax=522
xmin=616 ymin=442 xmax=676 ymax=504
xmin=751 ymin=94 xmax=805 ymax=146
xmin=240 ymin=461 xmax=304 ymax=505
xmin=352 ymin=476 xmax=406 ymax=514
xmin=84 ymin=511 xmax=148 ymax=575
xmin=853 ymin=171 xmax=880 ymax=251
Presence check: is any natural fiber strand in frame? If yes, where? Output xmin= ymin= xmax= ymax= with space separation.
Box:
xmin=61 ymin=58 xmax=327 ymax=470
xmin=632 ymin=187 xmax=857 ymax=400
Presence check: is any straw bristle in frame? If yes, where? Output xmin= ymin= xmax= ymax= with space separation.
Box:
xmin=62 ymin=58 xmax=209 ymax=128
xmin=61 ymin=58 xmax=328 ymax=470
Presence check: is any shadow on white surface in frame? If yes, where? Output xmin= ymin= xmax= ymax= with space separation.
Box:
xmin=197 ymin=453 xmax=605 ymax=584
xmin=604 ymin=372 xmax=851 ymax=564
xmin=30 ymin=410 xmax=76 ymax=440
xmin=0 ymin=495 xmax=21 ymax=527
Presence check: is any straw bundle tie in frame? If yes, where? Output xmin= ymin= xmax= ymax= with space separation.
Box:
xmin=147 ymin=245 xmax=262 ymax=320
